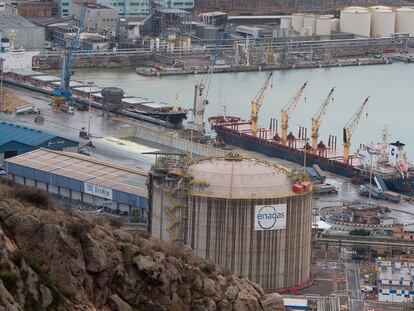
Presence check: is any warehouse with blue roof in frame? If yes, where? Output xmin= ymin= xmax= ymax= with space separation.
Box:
xmin=0 ymin=122 xmax=79 ymax=166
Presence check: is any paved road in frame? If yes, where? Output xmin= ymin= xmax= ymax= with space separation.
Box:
xmin=345 ymin=263 xmax=365 ymax=311
xmin=0 ymin=85 xmax=157 ymax=186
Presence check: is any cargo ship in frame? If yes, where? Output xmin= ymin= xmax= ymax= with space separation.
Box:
xmin=208 ymin=73 xmax=414 ymax=194
xmin=209 ymin=116 xmax=414 ymax=194
xmin=123 ymin=98 xmax=187 ymax=125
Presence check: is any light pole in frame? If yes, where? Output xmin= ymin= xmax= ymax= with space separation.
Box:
xmin=0 ymin=57 xmax=4 ymax=113
xmin=87 ymin=81 xmax=94 ymax=137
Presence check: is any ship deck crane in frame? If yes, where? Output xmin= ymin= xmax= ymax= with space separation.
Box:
xmin=53 ymin=3 xmax=87 ymax=103
xmin=343 ymin=97 xmax=369 ymax=162
xmin=251 ymin=72 xmax=273 ymax=136
xmin=281 ymin=81 xmax=308 ymax=143
xmin=311 ymin=87 xmax=335 ymax=150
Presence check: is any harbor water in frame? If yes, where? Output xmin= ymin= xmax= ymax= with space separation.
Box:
xmin=73 ymin=62 xmax=414 ymax=161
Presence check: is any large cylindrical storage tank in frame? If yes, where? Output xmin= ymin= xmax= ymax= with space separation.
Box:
xmin=316 ymin=15 xmax=332 ymax=35
xmin=149 ymin=156 xmax=313 ymax=290
xmin=303 ymin=14 xmax=316 ymax=34
xmin=370 ymin=6 xmax=395 ymax=37
xmin=331 ymin=18 xmax=340 ymax=32
xmin=396 ymin=7 xmax=414 ymax=36
xmin=340 ymin=6 xmax=371 ymax=37
xmin=280 ymin=16 xmax=292 ymax=29
xmin=292 ymin=13 xmax=304 ymax=32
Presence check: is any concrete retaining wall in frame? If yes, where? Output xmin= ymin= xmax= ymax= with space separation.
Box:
xmin=116 ymin=126 xmax=226 ymax=157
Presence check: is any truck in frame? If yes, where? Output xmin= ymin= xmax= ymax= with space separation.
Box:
xmin=58 ymin=104 xmax=74 ymax=114
xmin=383 ymin=190 xmax=401 ymax=203
xmin=314 ymin=183 xmax=338 ymax=194
xmin=15 ymin=105 xmax=39 ymax=115
xmin=359 ymin=184 xmax=383 ymax=199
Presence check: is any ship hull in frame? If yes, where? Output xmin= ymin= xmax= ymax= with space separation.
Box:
xmin=135 ymin=111 xmax=187 ymax=126
xmin=211 ymin=121 xmax=414 ymax=195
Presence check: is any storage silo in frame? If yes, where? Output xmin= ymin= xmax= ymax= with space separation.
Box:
xmin=149 ymin=155 xmax=313 ymax=290
xmin=316 ymin=15 xmax=332 ymax=35
xmin=304 ymin=14 xmax=316 ymax=34
xmin=370 ymin=6 xmax=395 ymax=37
xmin=340 ymin=6 xmax=371 ymax=37
xmin=331 ymin=18 xmax=340 ymax=32
xmin=396 ymin=7 xmax=414 ymax=36
xmin=280 ymin=16 xmax=292 ymax=29
xmin=292 ymin=13 xmax=305 ymax=32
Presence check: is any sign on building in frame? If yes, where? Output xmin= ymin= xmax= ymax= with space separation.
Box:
xmin=84 ymin=182 xmax=113 ymax=200
xmin=254 ymin=204 xmax=287 ymax=231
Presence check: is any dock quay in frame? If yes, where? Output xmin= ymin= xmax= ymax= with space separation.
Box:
xmin=116 ymin=125 xmax=226 ymax=157
xmin=136 ymin=57 xmax=392 ymax=76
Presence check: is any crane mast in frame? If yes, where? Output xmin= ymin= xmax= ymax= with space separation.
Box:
xmin=251 ymin=72 xmax=273 ymax=136
xmin=55 ymin=3 xmax=87 ymax=99
xmin=343 ymin=97 xmax=369 ymax=162
xmin=281 ymin=81 xmax=308 ymax=143
xmin=193 ymin=25 xmax=226 ymax=132
xmin=311 ymin=87 xmax=335 ymax=150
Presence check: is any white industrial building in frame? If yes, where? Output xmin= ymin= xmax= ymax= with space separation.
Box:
xmin=377 ymin=259 xmax=414 ymax=303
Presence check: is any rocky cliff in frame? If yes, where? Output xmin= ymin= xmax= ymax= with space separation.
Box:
xmin=0 ymin=183 xmax=285 ymax=311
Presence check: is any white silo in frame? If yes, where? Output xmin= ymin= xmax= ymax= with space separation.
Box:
xmin=304 ymin=14 xmax=316 ymax=34
xmin=280 ymin=16 xmax=292 ymax=29
xmin=396 ymin=7 xmax=414 ymax=36
xmin=316 ymin=15 xmax=332 ymax=35
xmin=292 ymin=13 xmax=304 ymax=32
xmin=370 ymin=6 xmax=395 ymax=37
xmin=331 ymin=18 xmax=340 ymax=32
xmin=340 ymin=6 xmax=371 ymax=37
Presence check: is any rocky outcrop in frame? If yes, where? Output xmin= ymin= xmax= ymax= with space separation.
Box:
xmin=0 ymin=183 xmax=286 ymax=310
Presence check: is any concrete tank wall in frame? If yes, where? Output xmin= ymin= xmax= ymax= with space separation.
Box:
xmin=292 ymin=14 xmax=304 ymax=32
xmin=149 ymin=155 xmax=314 ymax=290
xmin=331 ymin=18 xmax=340 ymax=32
xmin=316 ymin=16 xmax=332 ymax=36
xmin=370 ymin=6 xmax=395 ymax=37
xmin=340 ymin=7 xmax=371 ymax=37
xmin=303 ymin=15 xmax=316 ymax=35
xmin=280 ymin=16 xmax=292 ymax=29
xmin=396 ymin=7 xmax=414 ymax=36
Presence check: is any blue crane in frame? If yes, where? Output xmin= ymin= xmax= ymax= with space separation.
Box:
xmin=54 ymin=3 xmax=87 ymax=99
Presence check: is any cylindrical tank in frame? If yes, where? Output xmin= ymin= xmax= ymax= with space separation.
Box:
xmin=370 ymin=6 xmax=395 ymax=37
xmin=292 ymin=13 xmax=304 ymax=32
xmin=155 ymin=37 xmax=160 ymax=51
xmin=340 ymin=6 xmax=371 ymax=37
xmin=149 ymin=38 xmax=155 ymax=51
xmin=331 ymin=18 xmax=340 ymax=32
xmin=316 ymin=15 xmax=332 ymax=36
xmin=303 ymin=14 xmax=316 ymax=34
xmin=186 ymin=37 xmax=191 ymax=50
xmin=396 ymin=7 xmax=414 ymax=36
xmin=280 ymin=16 xmax=292 ymax=29
xmin=149 ymin=156 xmax=313 ymax=290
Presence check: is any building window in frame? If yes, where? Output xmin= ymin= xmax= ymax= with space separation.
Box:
xmin=129 ymin=2 xmax=140 ymax=5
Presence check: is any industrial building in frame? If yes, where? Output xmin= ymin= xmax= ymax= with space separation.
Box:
xmin=377 ymin=259 xmax=414 ymax=303
xmin=149 ymin=154 xmax=313 ymax=290
xmin=0 ymin=122 xmax=78 ymax=166
xmin=4 ymin=148 xmax=148 ymax=216
xmin=73 ymin=3 xmax=119 ymax=37
xmin=0 ymin=11 xmax=45 ymax=50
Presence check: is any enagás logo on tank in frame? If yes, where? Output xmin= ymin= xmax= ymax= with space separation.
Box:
xmin=254 ymin=204 xmax=287 ymax=231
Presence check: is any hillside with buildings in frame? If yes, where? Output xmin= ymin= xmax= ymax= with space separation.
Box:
xmin=0 ymin=181 xmax=285 ymax=310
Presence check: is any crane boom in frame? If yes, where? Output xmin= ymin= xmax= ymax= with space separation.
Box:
xmin=281 ymin=81 xmax=308 ymax=143
xmin=311 ymin=87 xmax=335 ymax=150
xmin=251 ymin=72 xmax=273 ymax=136
xmin=343 ymin=96 xmax=369 ymax=162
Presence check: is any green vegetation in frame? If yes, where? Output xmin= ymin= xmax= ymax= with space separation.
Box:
xmin=0 ymin=266 xmax=18 ymax=294
xmin=25 ymin=292 xmax=41 ymax=311
xmin=130 ymin=209 xmax=141 ymax=223
xmin=349 ymin=229 xmax=371 ymax=236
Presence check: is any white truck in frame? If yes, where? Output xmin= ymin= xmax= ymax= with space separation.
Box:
xmin=15 ymin=105 xmax=40 ymax=115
